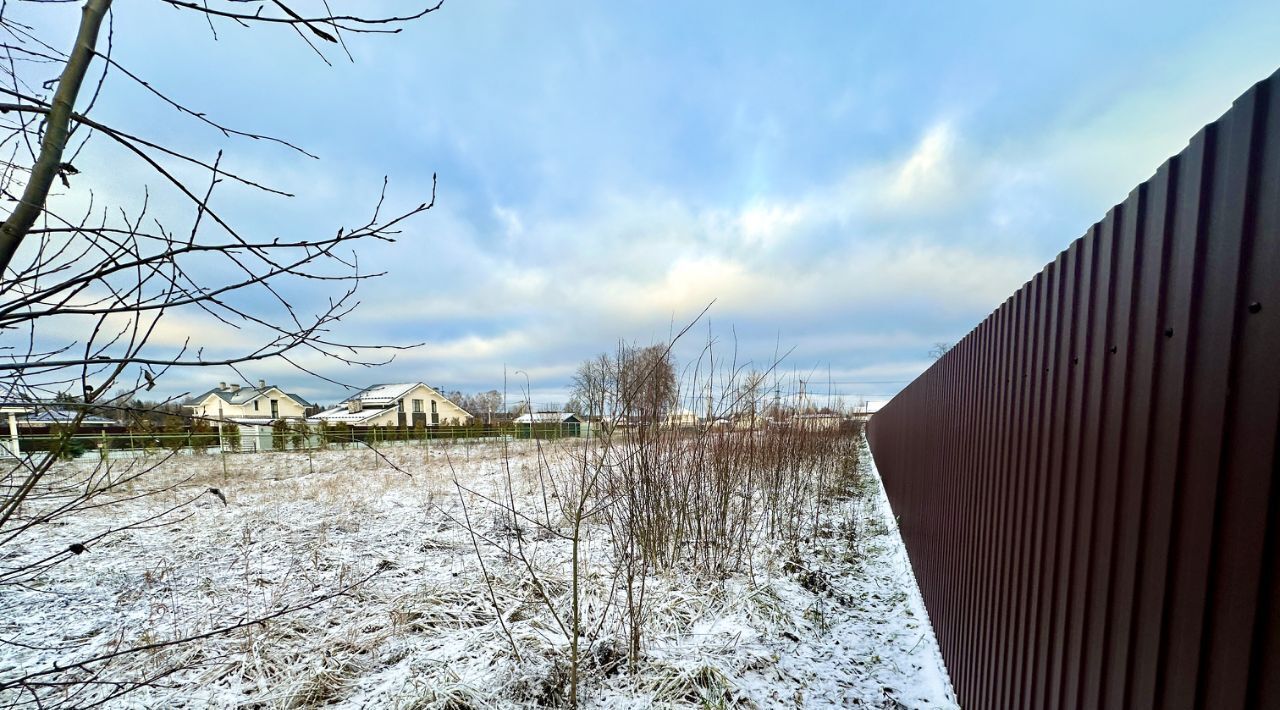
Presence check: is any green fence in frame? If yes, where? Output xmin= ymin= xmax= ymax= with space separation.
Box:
xmin=3 ymin=421 xmax=600 ymax=461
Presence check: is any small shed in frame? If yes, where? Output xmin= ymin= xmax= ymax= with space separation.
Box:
xmin=513 ymin=411 xmax=582 ymax=439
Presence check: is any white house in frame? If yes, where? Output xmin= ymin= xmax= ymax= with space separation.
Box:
xmin=308 ymin=383 xmax=472 ymax=428
xmin=188 ymin=380 xmax=312 ymax=423
xmin=850 ymin=399 xmax=889 ymax=423
xmin=661 ymin=409 xmax=698 ymax=428
xmin=792 ymin=412 xmax=845 ymax=430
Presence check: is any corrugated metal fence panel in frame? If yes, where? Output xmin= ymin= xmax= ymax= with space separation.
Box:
xmin=866 ymin=67 xmax=1280 ymax=709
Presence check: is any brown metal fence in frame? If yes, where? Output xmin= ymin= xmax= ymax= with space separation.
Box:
xmin=866 ymin=67 xmax=1280 ymax=710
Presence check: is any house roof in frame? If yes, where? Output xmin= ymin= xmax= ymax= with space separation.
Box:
xmin=307 ymin=404 xmax=396 ymax=424
xmin=19 ymin=408 xmax=117 ymax=426
xmin=339 ymin=383 xmax=471 ymax=414
xmin=514 ymin=412 xmax=581 ymax=424
xmin=339 ymin=383 xmax=427 ymax=407
xmin=189 ymin=385 xmax=312 ymax=408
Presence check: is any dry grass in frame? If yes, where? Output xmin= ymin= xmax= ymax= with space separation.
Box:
xmin=0 ymin=434 xmax=954 ymax=709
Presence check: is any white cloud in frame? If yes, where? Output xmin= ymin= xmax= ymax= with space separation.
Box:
xmin=883 ymin=122 xmax=956 ymax=207
xmin=343 ymin=117 xmax=1038 ymax=359
xmin=493 ymin=205 xmax=525 ymax=240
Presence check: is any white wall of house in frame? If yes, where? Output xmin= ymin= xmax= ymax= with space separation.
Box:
xmin=308 ymin=383 xmax=473 ymax=427
xmin=195 ymin=387 xmax=307 ymax=420
xmin=396 ymin=384 xmax=472 ymax=425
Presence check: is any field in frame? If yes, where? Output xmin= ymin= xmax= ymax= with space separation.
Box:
xmin=0 ymin=434 xmax=955 ymax=708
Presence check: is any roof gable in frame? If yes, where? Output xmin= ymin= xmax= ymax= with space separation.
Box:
xmin=341 ymin=383 xmax=459 ymax=409
xmin=189 ymin=385 xmax=312 ymax=408
xmin=341 ymin=383 xmax=419 ymax=406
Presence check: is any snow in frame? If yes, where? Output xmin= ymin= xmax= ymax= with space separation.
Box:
xmin=865 ymin=400 xmax=890 ymax=414
xmin=0 ymin=436 xmax=955 ymax=708
xmin=307 ymin=404 xmax=396 ymax=423
xmin=513 ymin=412 xmax=579 ymax=424
xmin=342 ymin=383 xmax=420 ymax=406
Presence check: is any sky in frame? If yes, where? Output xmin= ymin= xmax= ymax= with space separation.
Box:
xmin=15 ymin=1 xmax=1280 ymax=408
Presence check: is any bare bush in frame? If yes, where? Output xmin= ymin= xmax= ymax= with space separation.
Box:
xmin=449 ymin=329 xmax=867 ymax=707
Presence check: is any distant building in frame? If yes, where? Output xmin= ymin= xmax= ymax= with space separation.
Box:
xmin=850 ymin=399 xmax=889 ymax=423
xmin=188 ymin=380 xmax=312 ymax=423
xmin=309 ymin=383 xmax=472 ymax=428
xmin=662 ymin=409 xmax=698 ymax=428
xmin=16 ymin=408 xmax=118 ymax=429
xmin=0 ymin=403 xmax=120 ymax=457
xmin=513 ymin=411 xmax=581 ymax=438
xmin=793 ymin=412 xmax=844 ymax=430
xmin=0 ymin=405 xmax=25 ymax=456
xmin=731 ymin=413 xmax=768 ymax=430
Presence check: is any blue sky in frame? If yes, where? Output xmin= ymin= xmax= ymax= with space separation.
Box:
xmin=26 ymin=1 xmax=1280 ymax=407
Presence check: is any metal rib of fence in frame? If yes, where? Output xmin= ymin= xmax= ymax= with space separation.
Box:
xmin=866 ymin=67 xmax=1280 ymax=709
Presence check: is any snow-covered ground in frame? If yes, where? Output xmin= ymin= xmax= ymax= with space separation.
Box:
xmin=0 ymin=437 xmax=955 ymax=708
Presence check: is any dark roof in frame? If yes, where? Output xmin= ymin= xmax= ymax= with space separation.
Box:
xmin=189 ymin=385 xmax=312 ymax=407
xmin=19 ymin=409 xmax=117 ymax=425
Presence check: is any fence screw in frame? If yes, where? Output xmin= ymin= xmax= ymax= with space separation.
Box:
xmin=1248 ymin=301 xmax=1262 ymax=314
xmin=1164 ymin=327 xmax=1175 ymax=337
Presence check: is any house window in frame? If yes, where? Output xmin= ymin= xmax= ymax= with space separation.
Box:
xmin=253 ymin=400 xmax=259 ymax=411
xmin=270 ymin=400 xmax=279 ymax=418
xmin=413 ymin=399 xmax=423 ymax=413
xmin=397 ymin=399 xmax=405 ymax=413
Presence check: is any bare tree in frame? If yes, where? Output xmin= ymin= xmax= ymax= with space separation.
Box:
xmin=569 ymin=352 xmax=614 ymax=419
xmin=570 ymin=343 xmax=676 ymax=425
xmin=618 ymin=344 xmax=675 ymax=422
xmin=0 ymin=2 xmax=442 ymax=705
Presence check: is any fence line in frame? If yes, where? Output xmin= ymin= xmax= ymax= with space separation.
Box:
xmin=867 ymin=67 xmax=1280 ymax=709
xmin=4 ymin=424 xmax=601 ymax=460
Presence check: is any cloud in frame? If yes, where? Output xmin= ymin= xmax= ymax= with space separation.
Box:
xmin=883 ymin=122 xmax=956 ymax=207
xmin=33 ymin=0 xmax=1271 ymax=408
xmin=267 ymin=117 xmax=1043 ymax=406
